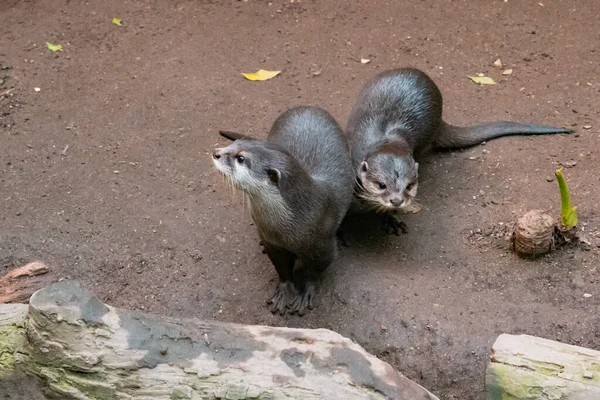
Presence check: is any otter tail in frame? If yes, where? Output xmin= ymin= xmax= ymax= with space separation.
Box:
xmin=219 ymin=130 xmax=254 ymax=141
xmin=435 ymin=121 xmax=573 ymax=149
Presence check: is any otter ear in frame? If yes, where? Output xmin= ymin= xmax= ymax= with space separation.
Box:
xmin=267 ymin=168 xmax=281 ymax=185
xmin=360 ymin=161 xmax=369 ymax=173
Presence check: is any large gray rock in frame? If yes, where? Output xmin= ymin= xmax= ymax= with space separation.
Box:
xmin=486 ymin=333 xmax=600 ymax=400
xmin=0 ymin=280 xmax=439 ymax=400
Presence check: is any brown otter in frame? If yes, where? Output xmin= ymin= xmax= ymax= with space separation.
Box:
xmin=213 ymin=106 xmax=354 ymax=315
xmin=346 ymin=67 xmax=572 ymax=234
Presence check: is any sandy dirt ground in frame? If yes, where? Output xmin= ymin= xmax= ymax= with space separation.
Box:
xmin=1 ymin=1 xmax=599 ymax=398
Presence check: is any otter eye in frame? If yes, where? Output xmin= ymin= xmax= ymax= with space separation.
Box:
xmin=377 ymin=182 xmax=387 ymax=190
xmin=406 ymin=183 xmax=414 ymax=191
xmin=236 ymin=155 xmax=245 ymax=164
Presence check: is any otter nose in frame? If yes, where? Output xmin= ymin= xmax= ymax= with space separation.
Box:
xmin=212 ymin=148 xmax=222 ymax=159
xmin=390 ymin=197 xmax=404 ymax=207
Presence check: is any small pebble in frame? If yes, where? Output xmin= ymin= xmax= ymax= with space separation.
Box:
xmin=583 ymin=293 xmax=592 ymax=298
xmin=583 ymin=369 xmax=594 ymax=379
xmin=582 ymin=125 xmax=592 ymax=130
xmin=546 ymin=177 xmax=554 ymax=182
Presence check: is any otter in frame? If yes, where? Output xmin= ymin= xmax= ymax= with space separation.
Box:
xmin=346 ymin=67 xmax=572 ymax=234
xmin=213 ymin=106 xmax=354 ymax=315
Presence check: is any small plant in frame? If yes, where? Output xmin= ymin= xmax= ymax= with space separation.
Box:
xmin=555 ymin=168 xmax=577 ymax=230
xmin=512 ymin=168 xmax=578 ymax=258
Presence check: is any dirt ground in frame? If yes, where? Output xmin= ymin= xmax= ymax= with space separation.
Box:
xmin=1 ymin=0 xmax=599 ymax=398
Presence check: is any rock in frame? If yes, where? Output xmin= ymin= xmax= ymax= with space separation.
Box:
xmin=486 ymin=334 xmax=600 ymax=399
xmin=0 ymin=281 xmax=439 ymax=400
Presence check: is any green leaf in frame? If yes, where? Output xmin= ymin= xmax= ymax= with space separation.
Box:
xmin=468 ymin=76 xmax=496 ymax=85
xmin=555 ymin=168 xmax=577 ymax=229
xmin=112 ymin=17 xmax=122 ymax=26
xmin=46 ymin=42 xmax=63 ymax=52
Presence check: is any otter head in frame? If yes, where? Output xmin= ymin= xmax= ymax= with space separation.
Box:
xmin=212 ymin=140 xmax=287 ymax=196
xmin=356 ymin=150 xmax=418 ymax=212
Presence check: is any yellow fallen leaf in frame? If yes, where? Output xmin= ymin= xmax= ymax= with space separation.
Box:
xmin=46 ymin=42 xmax=63 ymax=52
xmin=241 ymin=69 xmax=281 ymax=81
xmin=112 ymin=17 xmax=122 ymax=26
xmin=468 ymin=76 xmax=496 ymax=85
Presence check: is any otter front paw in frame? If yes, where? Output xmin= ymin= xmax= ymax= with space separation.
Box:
xmin=336 ymin=228 xmax=350 ymax=248
xmin=288 ymin=283 xmax=315 ymax=316
xmin=384 ymin=214 xmax=408 ymax=236
xmin=267 ymin=281 xmax=296 ymax=315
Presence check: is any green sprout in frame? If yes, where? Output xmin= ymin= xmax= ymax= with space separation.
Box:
xmin=555 ymin=168 xmax=577 ymax=229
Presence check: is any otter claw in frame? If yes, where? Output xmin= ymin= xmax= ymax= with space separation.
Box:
xmin=289 ymin=283 xmax=315 ymax=316
xmin=384 ymin=214 xmax=408 ymax=236
xmin=336 ymin=229 xmax=350 ymax=248
xmin=267 ymin=282 xmax=296 ymax=315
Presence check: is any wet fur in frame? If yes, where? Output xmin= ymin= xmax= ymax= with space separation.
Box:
xmin=213 ymin=106 xmax=354 ymax=314
xmin=346 ymin=67 xmax=572 ymax=222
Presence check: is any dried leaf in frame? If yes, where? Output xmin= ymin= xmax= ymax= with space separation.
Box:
xmin=360 ymin=58 xmax=371 ymax=64
xmin=0 ymin=261 xmax=49 ymax=283
xmin=493 ymin=58 xmax=502 ymax=68
xmin=404 ymin=202 xmax=422 ymax=214
xmin=46 ymin=42 xmax=63 ymax=52
xmin=242 ymin=69 xmax=281 ymax=81
xmin=502 ymin=68 xmax=513 ymax=75
xmin=112 ymin=17 xmax=122 ymax=26
xmin=468 ymin=76 xmax=496 ymax=85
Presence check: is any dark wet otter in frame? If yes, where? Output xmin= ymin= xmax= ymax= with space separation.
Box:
xmin=346 ymin=67 xmax=572 ymax=234
xmin=213 ymin=106 xmax=354 ymax=315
